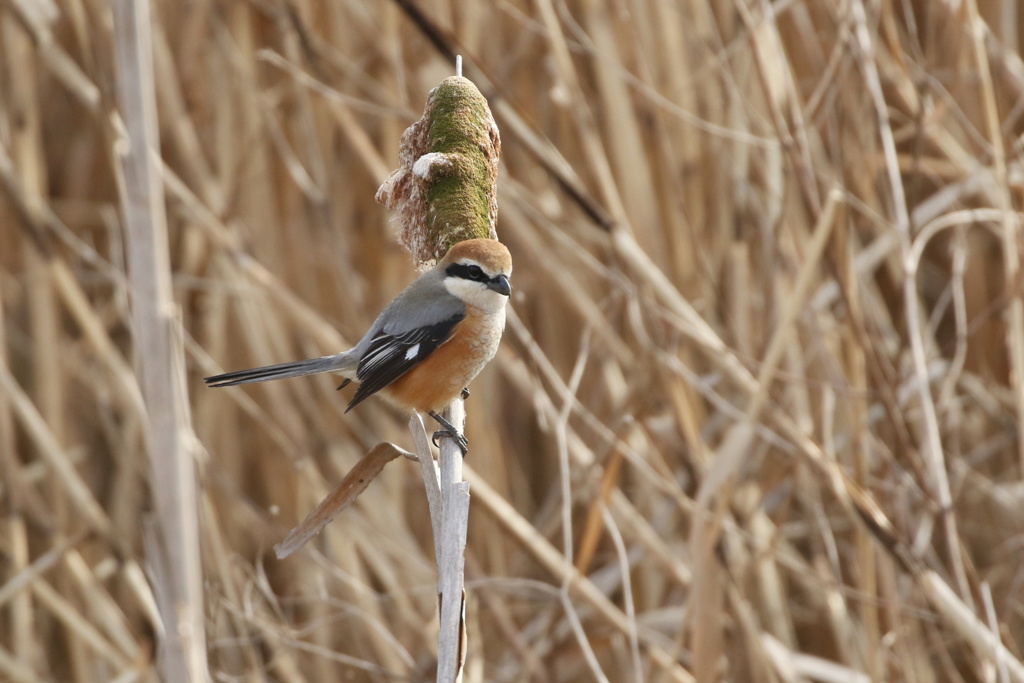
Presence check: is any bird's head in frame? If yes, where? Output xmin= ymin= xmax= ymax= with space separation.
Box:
xmin=440 ymin=239 xmax=513 ymax=313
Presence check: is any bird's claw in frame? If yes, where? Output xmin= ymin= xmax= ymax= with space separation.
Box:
xmin=428 ymin=410 xmax=469 ymax=456
xmin=461 ymin=387 xmax=470 ymax=400
xmin=432 ymin=429 xmax=469 ymax=456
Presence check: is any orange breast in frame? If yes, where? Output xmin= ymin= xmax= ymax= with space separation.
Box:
xmin=384 ymin=309 xmax=503 ymax=413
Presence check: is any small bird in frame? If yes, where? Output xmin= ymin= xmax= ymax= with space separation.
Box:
xmin=204 ymin=238 xmax=512 ymax=454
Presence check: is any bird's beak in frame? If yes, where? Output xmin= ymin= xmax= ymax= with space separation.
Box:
xmin=487 ymin=274 xmax=512 ymax=297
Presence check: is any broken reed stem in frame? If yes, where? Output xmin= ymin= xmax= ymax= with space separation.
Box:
xmin=436 ymin=400 xmax=469 ymax=682
xmin=407 ymin=405 xmax=469 ymax=681
xmin=409 ymin=413 xmax=443 ymax=563
xmin=274 ymin=443 xmax=413 ymax=559
xmin=111 ymin=0 xmax=207 ymax=679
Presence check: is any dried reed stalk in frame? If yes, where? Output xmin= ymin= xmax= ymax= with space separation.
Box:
xmin=111 ymin=0 xmax=207 ymax=679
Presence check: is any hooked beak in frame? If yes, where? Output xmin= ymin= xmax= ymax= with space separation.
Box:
xmin=487 ymin=274 xmax=512 ymax=297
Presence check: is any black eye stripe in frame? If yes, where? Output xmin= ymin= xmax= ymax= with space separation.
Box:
xmin=446 ymin=263 xmax=490 ymax=283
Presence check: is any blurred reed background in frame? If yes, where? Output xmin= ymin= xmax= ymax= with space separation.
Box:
xmin=2 ymin=0 xmax=1023 ymax=681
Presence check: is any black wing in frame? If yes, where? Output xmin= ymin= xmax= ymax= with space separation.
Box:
xmin=345 ymin=313 xmax=465 ymax=412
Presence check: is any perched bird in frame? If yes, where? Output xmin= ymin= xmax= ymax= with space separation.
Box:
xmin=204 ymin=238 xmax=513 ymax=454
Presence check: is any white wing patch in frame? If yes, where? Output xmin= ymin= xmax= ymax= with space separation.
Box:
xmin=405 ymin=343 xmax=420 ymax=361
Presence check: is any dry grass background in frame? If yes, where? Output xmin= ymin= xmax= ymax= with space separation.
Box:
xmin=2 ymin=0 xmax=1024 ymax=681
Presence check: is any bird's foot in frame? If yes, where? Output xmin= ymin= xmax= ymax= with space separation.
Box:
xmin=429 ymin=411 xmax=469 ymax=456
xmin=432 ymin=430 xmax=468 ymax=456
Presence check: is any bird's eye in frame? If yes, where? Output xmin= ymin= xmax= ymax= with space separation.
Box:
xmin=446 ymin=262 xmax=492 ymax=283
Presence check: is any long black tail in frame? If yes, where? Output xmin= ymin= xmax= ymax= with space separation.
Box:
xmin=204 ymin=355 xmax=351 ymax=387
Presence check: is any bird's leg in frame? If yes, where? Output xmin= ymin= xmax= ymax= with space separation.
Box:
xmin=429 ymin=410 xmax=469 ymax=456
xmin=461 ymin=387 xmax=470 ymax=400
